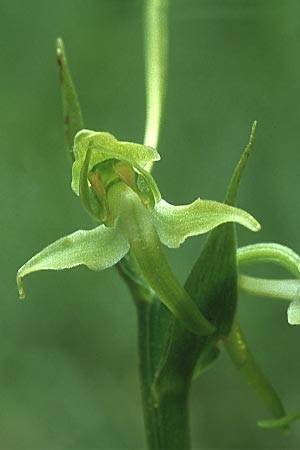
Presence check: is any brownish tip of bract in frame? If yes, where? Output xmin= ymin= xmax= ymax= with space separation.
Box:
xmin=56 ymin=37 xmax=64 ymax=54
xmin=56 ymin=37 xmax=64 ymax=82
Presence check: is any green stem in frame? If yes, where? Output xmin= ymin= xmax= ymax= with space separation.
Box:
xmin=137 ymin=300 xmax=162 ymax=449
xmin=144 ymin=0 xmax=169 ymax=164
xmin=138 ymin=302 xmax=191 ymax=449
xmin=136 ymin=2 xmax=192 ymax=447
xmin=118 ymin=257 xmax=191 ymax=449
xmin=153 ymin=383 xmax=190 ymax=450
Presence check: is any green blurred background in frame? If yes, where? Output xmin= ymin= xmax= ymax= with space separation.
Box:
xmin=2 ymin=0 xmax=300 ymax=448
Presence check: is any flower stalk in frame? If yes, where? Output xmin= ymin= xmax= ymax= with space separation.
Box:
xmin=144 ymin=0 xmax=169 ymax=155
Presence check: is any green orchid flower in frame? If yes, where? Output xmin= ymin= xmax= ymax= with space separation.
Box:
xmin=17 ymin=130 xmax=260 ymax=336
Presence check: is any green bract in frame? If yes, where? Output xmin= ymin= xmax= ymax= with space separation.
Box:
xmin=17 ymin=129 xmax=261 ymax=336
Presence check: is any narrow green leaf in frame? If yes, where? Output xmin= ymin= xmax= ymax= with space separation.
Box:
xmin=221 ymin=124 xmax=293 ymax=429
xmin=153 ymin=123 xmax=258 ymax=387
xmin=225 ymin=121 xmax=257 ymax=205
xmin=186 ymin=223 xmax=238 ymax=337
xmin=187 ymin=123 xmax=257 ymax=334
xmin=187 ymin=122 xmax=257 ymax=376
xmin=152 ymin=198 xmax=260 ymax=249
xmin=56 ymin=38 xmax=84 ymax=162
xmin=192 ymin=338 xmax=220 ymax=378
xmin=17 ymin=225 xmax=129 ymax=299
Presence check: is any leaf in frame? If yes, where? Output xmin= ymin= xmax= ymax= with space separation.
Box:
xmin=17 ymin=225 xmax=129 ymax=299
xmin=152 ymin=198 xmax=260 ymax=249
xmin=192 ymin=338 xmax=220 ymax=378
xmin=223 ymin=123 xmax=295 ymax=430
xmin=56 ymin=38 xmax=84 ymax=162
xmin=72 ymin=129 xmax=160 ymax=195
xmin=186 ymin=217 xmax=238 ymax=336
xmin=153 ymin=123 xmax=258 ymax=386
xmin=188 ymin=121 xmax=258 ymax=375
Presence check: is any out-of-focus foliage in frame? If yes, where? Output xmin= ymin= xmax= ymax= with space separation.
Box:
xmin=2 ymin=0 xmax=300 ymax=448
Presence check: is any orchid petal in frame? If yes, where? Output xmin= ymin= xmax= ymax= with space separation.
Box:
xmin=72 ymin=130 xmax=160 ymax=195
xmin=152 ymin=198 xmax=261 ymax=248
xmin=287 ymin=298 xmax=300 ymax=325
xmin=17 ymin=225 xmax=129 ymax=299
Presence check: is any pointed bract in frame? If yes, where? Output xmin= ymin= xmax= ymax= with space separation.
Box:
xmin=188 ymin=121 xmax=259 ymax=378
xmin=56 ymin=38 xmax=84 ymax=162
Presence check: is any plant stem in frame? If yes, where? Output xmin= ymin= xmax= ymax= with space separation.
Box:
xmin=137 ymin=300 xmax=191 ymax=450
xmin=152 ymin=384 xmax=190 ymax=450
xmin=144 ymin=0 xmax=169 ymax=166
xmin=137 ymin=300 xmax=161 ymax=449
xmin=118 ymin=255 xmax=192 ymax=449
xmin=137 ymin=1 xmax=191 ymax=447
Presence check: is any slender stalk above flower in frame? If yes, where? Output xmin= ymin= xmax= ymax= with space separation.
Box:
xmin=144 ymin=0 xmax=169 ymax=159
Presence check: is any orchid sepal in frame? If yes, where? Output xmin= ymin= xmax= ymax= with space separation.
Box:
xmin=153 ymin=198 xmax=260 ymax=248
xmin=17 ymin=225 xmax=129 ymax=300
